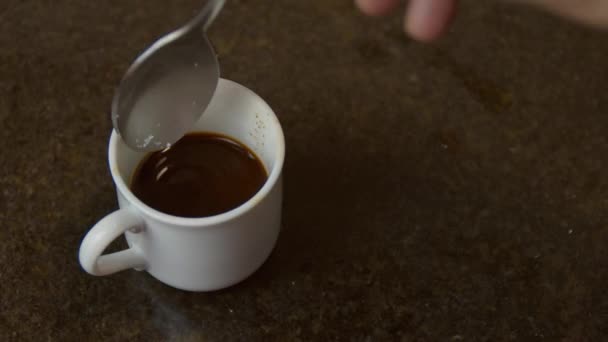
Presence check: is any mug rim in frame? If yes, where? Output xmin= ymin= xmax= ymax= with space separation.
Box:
xmin=108 ymin=78 xmax=285 ymax=228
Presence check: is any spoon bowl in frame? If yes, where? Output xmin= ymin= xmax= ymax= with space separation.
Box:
xmin=112 ymin=0 xmax=225 ymax=151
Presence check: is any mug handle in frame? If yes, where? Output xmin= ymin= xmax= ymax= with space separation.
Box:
xmin=79 ymin=208 xmax=147 ymax=276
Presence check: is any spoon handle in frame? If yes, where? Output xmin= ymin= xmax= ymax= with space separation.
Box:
xmin=190 ymin=0 xmax=226 ymax=32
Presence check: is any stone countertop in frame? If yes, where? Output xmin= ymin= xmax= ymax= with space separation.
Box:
xmin=2 ymin=0 xmax=608 ymax=340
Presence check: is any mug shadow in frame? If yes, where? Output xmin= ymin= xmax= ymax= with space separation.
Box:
xmin=228 ymin=141 xmax=418 ymax=291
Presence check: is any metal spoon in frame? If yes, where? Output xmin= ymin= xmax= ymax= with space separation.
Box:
xmin=112 ymin=0 xmax=226 ymax=151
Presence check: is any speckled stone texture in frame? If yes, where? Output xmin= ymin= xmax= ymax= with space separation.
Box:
xmin=2 ymin=0 xmax=608 ymax=340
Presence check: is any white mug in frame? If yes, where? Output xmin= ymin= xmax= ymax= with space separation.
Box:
xmin=79 ymin=79 xmax=285 ymax=291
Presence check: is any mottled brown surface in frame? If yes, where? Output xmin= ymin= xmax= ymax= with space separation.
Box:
xmin=2 ymin=0 xmax=608 ymax=340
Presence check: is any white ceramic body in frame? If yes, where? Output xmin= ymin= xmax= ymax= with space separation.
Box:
xmin=79 ymin=79 xmax=285 ymax=291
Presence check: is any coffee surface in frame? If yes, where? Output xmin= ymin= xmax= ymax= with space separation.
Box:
xmin=131 ymin=132 xmax=267 ymax=218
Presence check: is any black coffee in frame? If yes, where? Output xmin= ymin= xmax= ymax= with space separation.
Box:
xmin=131 ymin=132 xmax=267 ymax=218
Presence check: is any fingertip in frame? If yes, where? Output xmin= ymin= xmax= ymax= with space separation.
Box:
xmin=405 ymin=19 xmax=444 ymax=42
xmin=355 ymin=0 xmax=400 ymax=17
xmin=405 ymin=0 xmax=457 ymax=42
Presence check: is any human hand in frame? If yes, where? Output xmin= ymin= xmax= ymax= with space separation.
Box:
xmin=355 ymin=0 xmax=608 ymax=42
